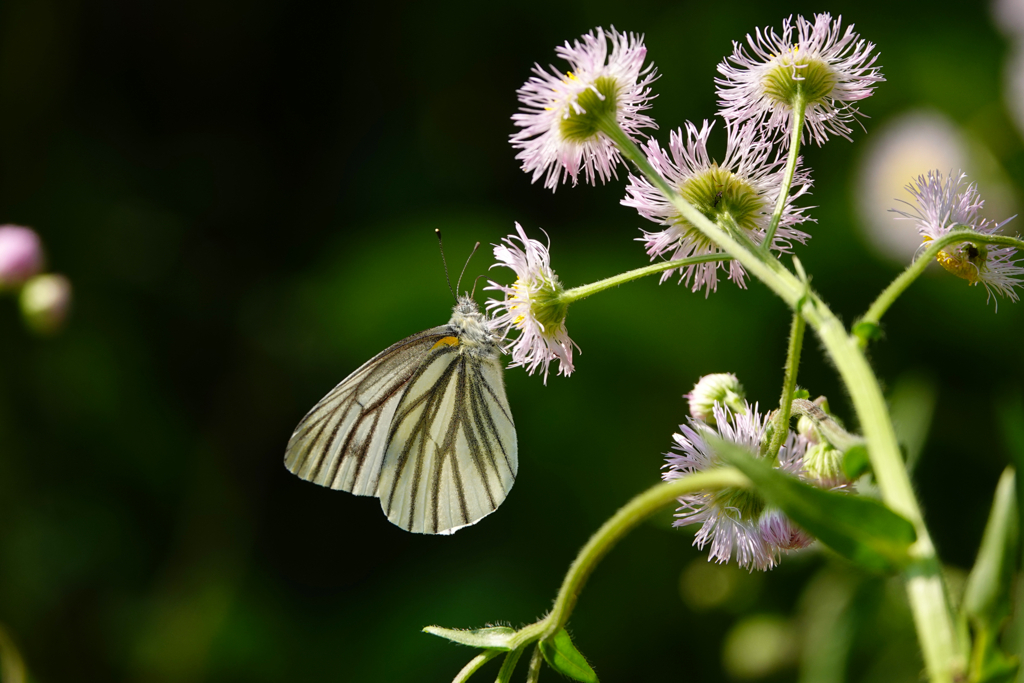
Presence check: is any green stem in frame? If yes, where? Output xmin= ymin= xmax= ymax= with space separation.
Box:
xmin=541 ymin=468 xmax=750 ymax=638
xmin=495 ymin=647 xmax=525 ymax=683
xmin=457 ymin=469 xmax=749 ymax=678
xmin=856 ymin=231 xmax=1024 ymax=347
xmin=767 ymin=310 xmax=806 ymax=462
xmin=560 ymin=253 xmax=732 ymax=304
xmin=764 ymin=95 xmax=806 ymax=249
xmin=452 ymin=650 xmax=502 ymax=683
xmin=602 ymin=116 xmax=965 ymax=681
xmin=525 ymin=646 xmax=543 ymax=683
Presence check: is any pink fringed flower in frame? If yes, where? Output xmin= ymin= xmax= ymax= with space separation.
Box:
xmin=716 ymin=13 xmax=883 ymax=146
xmin=511 ymin=26 xmax=658 ymax=191
xmin=622 ymin=119 xmax=813 ymax=295
xmin=485 ymin=224 xmax=577 ymax=383
xmin=664 ymin=397 xmax=812 ymax=571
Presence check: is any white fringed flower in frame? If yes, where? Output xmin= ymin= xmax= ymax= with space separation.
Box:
xmin=892 ymin=170 xmax=1023 ymax=303
xmin=716 ymin=13 xmax=883 ymax=146
xmin=511 ymin=26 xmax=658 ymax=191
xmin=486 ymin=224 xmax=577 ymax=383
xmin=622 ymin=119 xmax=812 ymax=295
xmin=664 ymin=401 xmax=811 ymax=571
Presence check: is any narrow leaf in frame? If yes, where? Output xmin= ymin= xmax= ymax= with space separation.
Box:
xmin=539 ymin=628 xmax=598 ymax=683
xmin=714 ymin=439 xmax=916 ymax=573
xmin=423 ymin=625 xmax=515 ymax=650
xmin=964 ymin=468 xmax=1018 ymax=630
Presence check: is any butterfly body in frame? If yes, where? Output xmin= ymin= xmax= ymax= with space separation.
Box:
xmin=285 ymin=296 xmax=517 ymax=534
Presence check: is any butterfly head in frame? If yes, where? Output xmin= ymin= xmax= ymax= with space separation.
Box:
xmin=449 ymin=296 xmax=499 ymax=354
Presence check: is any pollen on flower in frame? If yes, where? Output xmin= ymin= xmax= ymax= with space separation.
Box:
xmin=892 ymin=169 xmax=1023 ymax=303
xmin=935 ymin=242 xmax=987 ymax=283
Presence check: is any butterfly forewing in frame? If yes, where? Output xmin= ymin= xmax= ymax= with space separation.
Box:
xmin=284 ymin=326 xmax=450 ymax=495
xmin=378 ymin=347 xmax=517 ymax=534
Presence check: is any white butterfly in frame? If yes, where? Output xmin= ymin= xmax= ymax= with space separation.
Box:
xmin=284 ymin=295 xmax=518 ymax=534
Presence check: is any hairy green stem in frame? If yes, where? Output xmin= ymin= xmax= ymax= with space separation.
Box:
xmin=560 ymin=253 xmax=732 ymax=304
xmin=452 ymin=469 xmax=750 ymax=683
xmin=856 ymin=231 xmax=1024 ymax=347
xmin=453 ymin=651 xmax=502 ymax=683
xmin=767 ymin=310 xmax=806 ymax=462
xmin=495 ymin=647 xmax=525 ymax=683
xmin=525 ymin=646 xmax=543 ymax=683
xmin=541 ymin=468 xmax=749 ymax=638
xmin=601 ymin=116 xmax=965 ymax=681
xmin=764 ymin=95 xmax=806 ymax=249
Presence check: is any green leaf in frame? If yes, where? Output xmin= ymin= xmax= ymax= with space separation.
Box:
xmin=539 ymin=628 xmax=598 ymax=683
xmin=963 ymin=468 xmax=1018 ymax=636
xmin=968 ymin=625 xmax=1020 ymax=683
xmin=974 ymin=643 xmax=1019 ymax=683
xmin=422 ymin=625 xmax=515 ymax=650
xmin=842 ymin=444 xmax=870 ymax=480
xmin=713 ymin=439 xmax=916 ymax=573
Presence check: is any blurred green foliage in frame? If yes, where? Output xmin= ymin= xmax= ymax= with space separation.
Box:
xmin=0 ymin=0 xmax=1021 ymax=681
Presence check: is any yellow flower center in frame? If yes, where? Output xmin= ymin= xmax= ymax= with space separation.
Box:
xmin=558 ymin=75 xmax=620 ymax=142
xmin=762 ymin=48 xmax=837 ymax=108
xmin=673 ymin=166 xmax=765 ymax=246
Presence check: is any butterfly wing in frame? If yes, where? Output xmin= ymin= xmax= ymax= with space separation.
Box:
xmin=376 ymin=346 xmax=518 ymax=534
xmin=284 ymin=326 xmax=451 ymax=496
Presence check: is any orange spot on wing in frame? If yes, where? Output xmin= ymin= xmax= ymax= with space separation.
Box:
xmin=431 ymin=336 xmax=460 ymax=350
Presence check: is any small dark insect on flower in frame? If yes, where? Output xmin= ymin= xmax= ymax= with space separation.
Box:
xmin=966 ymin=243 xmax=980 ymax=260
xmin=713 ymin=185 xmax=724 ymax=209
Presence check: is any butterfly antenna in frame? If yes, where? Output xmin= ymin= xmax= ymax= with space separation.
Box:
xmin=456 ymin=241 xmax=480 ymax=296
xmin=470 ymin=273 xmax=486 ymax=299
xmin=435 ymin=229 xmax=456 ymax=301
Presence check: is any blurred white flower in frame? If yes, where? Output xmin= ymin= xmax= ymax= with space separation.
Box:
xmin=20 ymin=274 xmax=71 ymax=335
xmin=854 ymin=110 xmax=1017 ymax=263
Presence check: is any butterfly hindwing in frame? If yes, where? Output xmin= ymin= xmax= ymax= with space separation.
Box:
xmin=284 ymin=325 xmax=450 ymax=495
xmin=378 ymin=346 xmax=517 ymax=534
xmin=284 ymin=296 xmax=517 ymax=535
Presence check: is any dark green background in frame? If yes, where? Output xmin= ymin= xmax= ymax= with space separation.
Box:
xmin=0 ymin=0 xmax=1021 ymax=680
